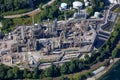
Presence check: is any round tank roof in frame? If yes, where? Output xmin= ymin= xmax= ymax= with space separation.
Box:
xmin=73 ymin=1 xmax=83 ymax=9
xmin=84 ymin=0 xmax=88 ymax=2
xmin=60 ymin=3 xmax=67 ymax=10
xmin=85 ymin=1 xmax=89 ymax=6
xmin=109 ymin=0 xmax=118 ymax=4
xmin=94 ymin=12 xmax=101 ymax=18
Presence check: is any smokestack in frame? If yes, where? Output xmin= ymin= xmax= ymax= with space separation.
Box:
xmin=21 ymin=26 xmax=25 ymax=40
xmin=32 ymin=15 xmax=35 ymax=26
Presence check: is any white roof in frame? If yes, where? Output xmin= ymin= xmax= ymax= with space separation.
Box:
xmin=94 ymin=12 xmax=101 ymax=18
xmin=61 ymin=3 xmax=67 ymax=9
xmin=92 ymin=66 xmax=105 ymax=75
xmin=109 ymin=0 xmax=118 ymax=4
xmin=34 ymin=23 xmax=38 ymax=26
xmin=73 ymin=1 xmax=83 ymax=9
xmin=94 ymin=12 xmax=100 ymax=14
xmin=84 ymin=0 xmax=88 ymax=2
xmin=85 ymin=1 xmax=89 ymax=6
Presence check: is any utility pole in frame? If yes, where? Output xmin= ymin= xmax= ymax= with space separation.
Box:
xmin=64 ymin=11 xmax=67 ymax=21
xmin=32 ymin=15 xmax=35 ymax=26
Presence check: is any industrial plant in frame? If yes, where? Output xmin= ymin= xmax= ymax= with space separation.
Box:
xmin=0 ymin=0 xmax=119 ymax=70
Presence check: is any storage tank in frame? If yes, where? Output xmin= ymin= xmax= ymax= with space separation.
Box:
xmin=94 ymin=12 xmax=101 ymax=18
xmin=84 ymin=0 xmax=87 ymax=2
xmin=73 ymin=1 xmax=83 ymax=9
xmin=85 ymin=1 xmax=90 ymax=7
xmin=109 ymin=0 xmax=118 ymax=4
xmin=60 ymin=3 xmax=67 ymax=10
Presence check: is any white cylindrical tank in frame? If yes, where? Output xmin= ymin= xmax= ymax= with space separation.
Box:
xmin=73 ymin=1 xmax=83 ymax=9
xmin=60 ymin=3 xmax=67 ymax=10
xmin=85 ymin=1 xmax=89 ymax=7
xmin=84 ymin=0 xmax=88 ymax=2
xmin=94 ymin=12 xmax=101 ymax=18
xmin=109 ymin=0 xmax=118 ymax=4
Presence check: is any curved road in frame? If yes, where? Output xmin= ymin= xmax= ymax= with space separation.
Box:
xmin=3 ymin=0 xmax=55 ymax=19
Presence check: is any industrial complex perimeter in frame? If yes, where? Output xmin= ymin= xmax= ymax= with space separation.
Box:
xmin=0 ymin=0 xmax=119 ymax=76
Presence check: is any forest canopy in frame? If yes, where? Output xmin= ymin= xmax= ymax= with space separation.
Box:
xmin=0 ymin=0 xmax=50 ymax=13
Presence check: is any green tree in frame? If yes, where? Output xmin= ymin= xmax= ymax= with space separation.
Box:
xmin=1 ymin=19 xmax=14 ymax=33
xmin=32 ymin=67 xmax=39 ymax=79
xmin=27 ymin=72 xmax=32 ymax=78
xmin=87 ymin=7 xmax=94 ymax=15
xmin=45 ymin=63 xmax=59 ymax=77
xmin=84 ymin=54 xmax=90 ymax=64
xmin=112 ymin=48 xmax=118 ymax=58
xmin=78 ymin=62 xmax=84 ymax=70
xmin=69 ymin=60 xmax=76 ymax=73
xmin=7 ymin=69 xmax=14 ymax=79
xmin=99 ymin=2 xmax=104 ymax=9
xmin=23 ymin=68 xmax=28 ymax=78
xmin=0 ymin=66 xmax=5 ymax=79
xmin=60 ymin=62 xmax=69 ymax=74
xmin=12 ymin=66 xmax=19 ymax=78
xmin=117 ymin=42 xmax=120 ymax=49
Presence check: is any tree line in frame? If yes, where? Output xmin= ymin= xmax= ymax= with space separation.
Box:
xmin=0 ymin=0 xmax=50 ymax=13
xmin=0 ymin=59 xmax=90 ymax=80
xmin=0 ymin=0 xmax=31 ymax=13
xmin=1 ymin=19 xmax=14 ymax=33
xmin=0 ymin=64 xmax=42 ymax=79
